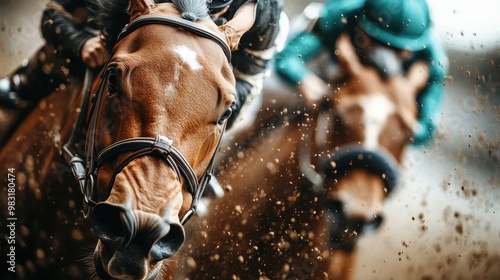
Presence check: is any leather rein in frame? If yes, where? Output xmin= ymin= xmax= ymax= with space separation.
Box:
xmin=63 ymin=14 xmax=231 ymax=224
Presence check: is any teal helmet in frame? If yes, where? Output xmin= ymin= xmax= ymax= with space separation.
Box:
xmin=358 ymin=0 xmax=432 ymax=51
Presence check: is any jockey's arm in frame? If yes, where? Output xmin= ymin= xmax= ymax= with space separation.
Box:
xmin=41 ymin=0 xmax=95 ymax=60
xmin=226 ymin=0 xmax=286 ymax=128
xmin=411 ymin=34 xmax=449 ymax=146
xmin=413 ymin=83 xmax=444 ymax=146
xmin=275 ymin=0 xmax=365 ymax=85
xmin=274 ymin=31 xmax=322 ymax=86
xmin=228 ymin=34 xmax=284 ymax=127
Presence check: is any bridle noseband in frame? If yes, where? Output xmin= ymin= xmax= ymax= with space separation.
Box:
xmin=294 ymin=105 xmax=400 ymax=251
xmin=63 ymin=14 xmax=231 ymax=224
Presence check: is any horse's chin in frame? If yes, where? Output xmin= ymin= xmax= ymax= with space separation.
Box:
xmin=93 ymin=251 xmax=114 ymax=280
xmin=93 ymin=250 xmax=162 ymax=280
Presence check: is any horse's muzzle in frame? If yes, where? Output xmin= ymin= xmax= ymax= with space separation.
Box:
xmin=94 ymin=250 xmax=163 ymax=280
xmin=92 ymin=202 xmax=186 ymax=279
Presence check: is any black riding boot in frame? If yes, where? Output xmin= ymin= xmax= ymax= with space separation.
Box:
xmin=0 ymin=45 xmax=78 ymax=108
xmin=0 ymin=60 xmax=32 ymax=108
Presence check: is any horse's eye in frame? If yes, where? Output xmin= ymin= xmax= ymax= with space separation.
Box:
xmin=107 ymin=68 xmax=118 ymax=94
xmin=218 ymin=106 xmax=233 ymax=125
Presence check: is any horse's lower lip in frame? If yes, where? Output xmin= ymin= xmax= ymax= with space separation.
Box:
xmin=93 ymin=251 xmax=114 ymax=280
xmin=93 ymin=250 xmax=162 ymax=280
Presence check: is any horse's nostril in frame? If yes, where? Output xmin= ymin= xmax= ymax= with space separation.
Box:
xmin=92 ymin=203 xmax=136 ymax=250
xmin=149 ymin=222 xmax=186 ymax=261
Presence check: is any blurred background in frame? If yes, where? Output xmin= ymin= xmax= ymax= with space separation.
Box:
xmin=1 ymin=0 xmax=498 ymax=279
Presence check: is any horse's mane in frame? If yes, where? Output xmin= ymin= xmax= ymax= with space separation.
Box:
xmin=87 ymin=0 xmax=129 ymax=52
xmin=88 ymin=0 xmax=208 ymax=52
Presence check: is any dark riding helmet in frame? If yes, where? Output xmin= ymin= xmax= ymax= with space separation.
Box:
xmin=207 ymin=0 xmax=233 ymax=13
xmin=358 ymin=0 xmax=432 ymax=51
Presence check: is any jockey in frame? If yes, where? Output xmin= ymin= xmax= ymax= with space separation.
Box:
xmin=275 ymin=0 xmax=449 ymax=146
xmin=0 ymin=0 xmax=106 ymax=108
xmin=208 ymin=0 xmax=288 ymax=128
xmin=201 ymin=0 xmax=288 ymax=201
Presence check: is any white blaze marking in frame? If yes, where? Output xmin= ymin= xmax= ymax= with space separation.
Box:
xmin=165 ymin=83 xmax=174 ymax=94
xmin=359 ymin=94 xmax=395 ymax=149
xmin=173 ymin=45 xmax=202 ymax=71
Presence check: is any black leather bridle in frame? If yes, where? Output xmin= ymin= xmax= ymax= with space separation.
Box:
xmin=63 ymin=14 xmax=232 ymax=224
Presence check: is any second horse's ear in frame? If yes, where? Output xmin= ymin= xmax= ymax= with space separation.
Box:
xmin=335 ymin=34 xmax=363 ymax=76
xmin=218 ymin=0 xmax=257 ymax=51
xmin=406 ymin=60 xmax=429 ymax=94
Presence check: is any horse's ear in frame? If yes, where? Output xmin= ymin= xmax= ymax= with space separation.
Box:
xmin=128 ymin=0 xmax=156 ymax=20
xmin=218 ymin=0 xmax=257 ymax=50
xmin=335 ymin=34 xmax=362 ymax=76
xmin=406 ymin=60 xmax=429 ymax=93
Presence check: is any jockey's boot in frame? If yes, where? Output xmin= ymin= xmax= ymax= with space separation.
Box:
xmin=0 ymin=61 xmax=33 ymax=108
xmin=0 ymin=45 xmax=72 ymax=109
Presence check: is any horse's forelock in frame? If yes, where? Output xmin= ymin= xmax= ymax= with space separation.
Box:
xmin=171 ymin=0 xmax=209 ymax=21
xmin=89 ymin=0 xmax=209 ymax=51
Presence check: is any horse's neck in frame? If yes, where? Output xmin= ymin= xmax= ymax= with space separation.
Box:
xmin=219 ymin=87 xmax=300 ymax=149
xmin=216 ymin=94 xmax=325 ymax=188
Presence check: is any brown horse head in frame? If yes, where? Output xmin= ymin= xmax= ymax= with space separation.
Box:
xmin=325 ymin=34 xmax=428 ymax=219
xmin=332 ymin=34 xmax=429 ymax=160
xmin=318 ymin=34 xmax=429 ymax=278
xmin=180 ymin=33 xmax=429 ymax=279
xmin=86 ymin=0 xmax=254 ymax=279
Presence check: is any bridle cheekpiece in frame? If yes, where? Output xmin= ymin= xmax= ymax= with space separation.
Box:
xmin=63 ymin=14 xmax=231 ymax=224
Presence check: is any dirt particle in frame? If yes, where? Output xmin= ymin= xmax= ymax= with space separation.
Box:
xmin=418 ymin=213 xmax=425 ymax=223
xmin=467 ymin=251 xmax=488 ymax=270
xmin=434 ymin=244 xmax=442 ymax=253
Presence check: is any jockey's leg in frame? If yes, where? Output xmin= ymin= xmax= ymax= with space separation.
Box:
xmin=0 ymin=44 xmax=83 ymax=108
